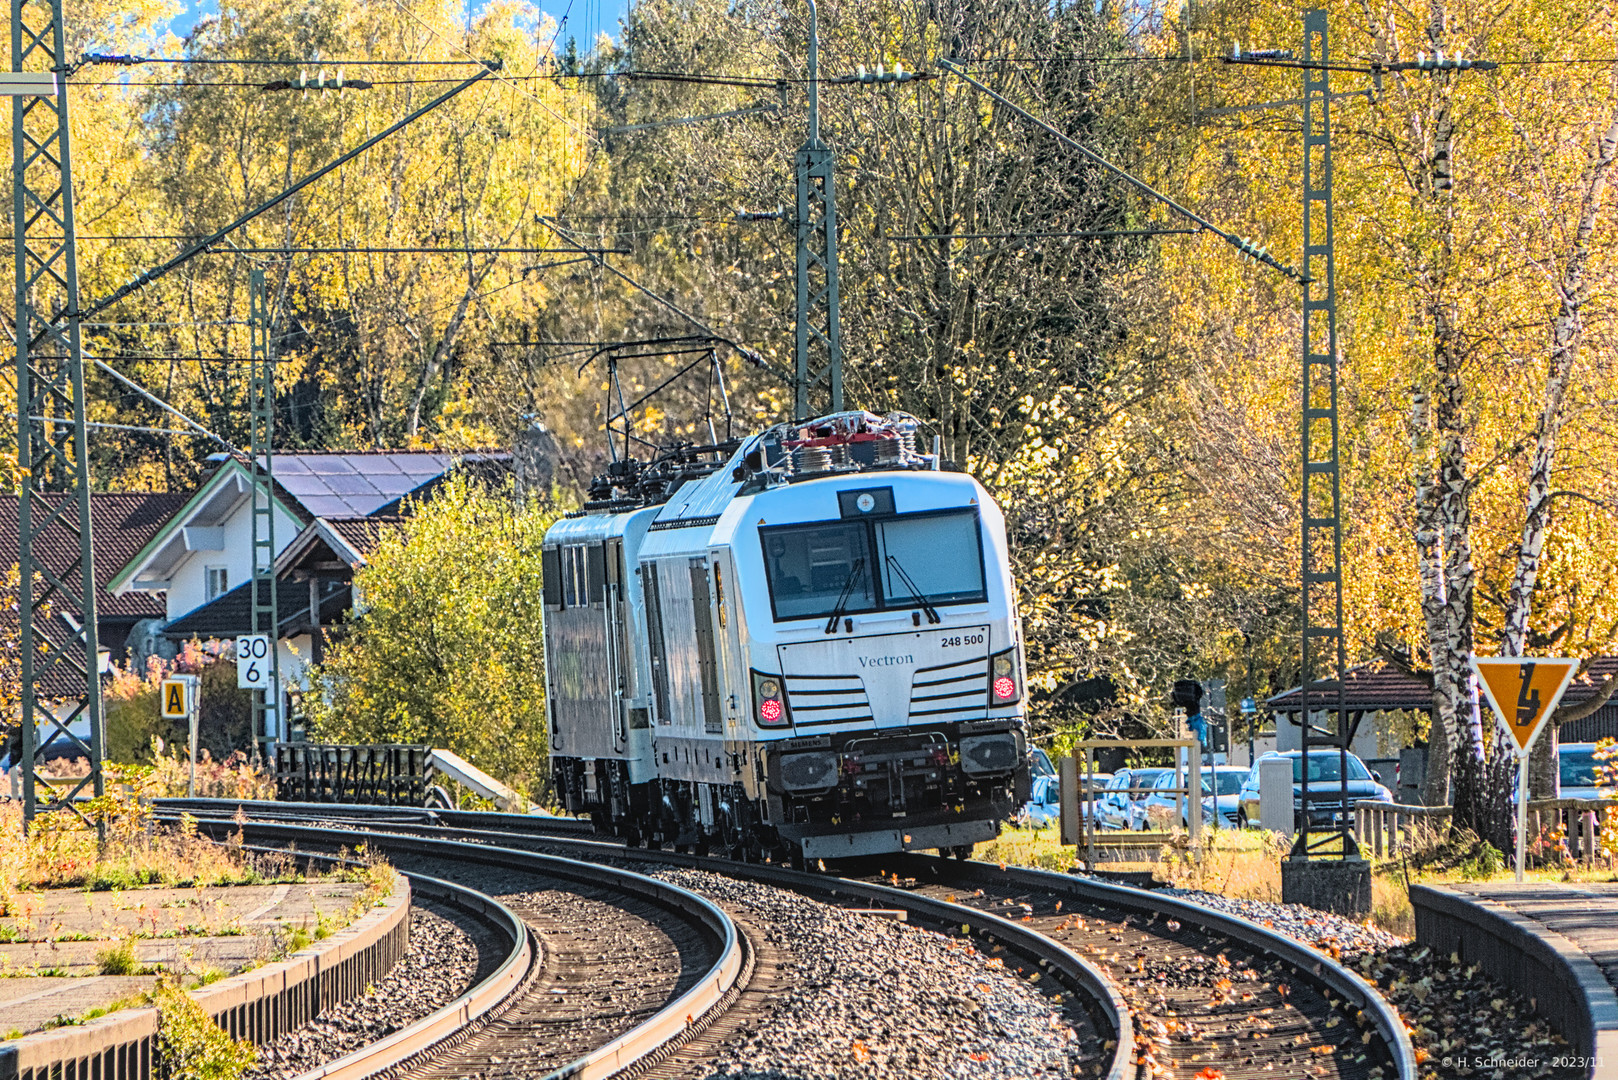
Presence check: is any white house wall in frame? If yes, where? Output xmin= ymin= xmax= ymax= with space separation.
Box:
xmin=164 ymin=496 xmax=302 ymax=620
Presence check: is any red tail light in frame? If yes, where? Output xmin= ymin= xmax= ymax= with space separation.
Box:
xmin=752 ymin=671 xmax=789 ymax=727
xmin=988 ymin=648 xmax=1022 ymax=706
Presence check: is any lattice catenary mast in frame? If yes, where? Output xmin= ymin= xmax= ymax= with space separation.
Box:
xmin=11 ymin=0 xmax=104 ymax=821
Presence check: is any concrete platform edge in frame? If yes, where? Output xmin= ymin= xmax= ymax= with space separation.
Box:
xmin=0 ymin=873 xmax=409 ymax=1080
xmin=1410 ymin=883 xmax=1618 ymax=1080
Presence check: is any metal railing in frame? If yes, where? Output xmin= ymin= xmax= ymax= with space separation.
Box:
xmin=274 ymin=743 xmax=431 ymax=805
xmin=1063 ymin=739 xmax=1202 ymax=867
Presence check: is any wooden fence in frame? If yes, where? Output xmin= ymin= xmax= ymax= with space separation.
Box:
xmin=1355 ymin=798 xmax=1612 ymax=865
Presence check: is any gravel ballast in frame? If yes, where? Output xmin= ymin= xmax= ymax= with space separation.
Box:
xmin=1154 ymin=887 xmax=1581 ymax=1078
xmin=245 ymin=900 xmax=486 ymax=1080
xmin=647 ymin=866 xmax=1098 ymax=1080
xmin=1156 ymin=886 xmax=1404 ymax=955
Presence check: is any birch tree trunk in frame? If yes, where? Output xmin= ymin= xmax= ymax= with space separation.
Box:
xmin=1499 ymin=112 xmax=1618 ymax=796
xmin=1410 ymin=389 xmax=1455 ymax=806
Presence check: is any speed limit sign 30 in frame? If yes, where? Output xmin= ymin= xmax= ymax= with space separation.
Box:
xmin=237 ymin=634 xmax=272 ymax=688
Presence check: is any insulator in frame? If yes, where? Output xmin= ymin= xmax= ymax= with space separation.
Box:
xmin=793 ymin=445 xmax=832 ymax=475
xmin=874 ymin=436 xmax=905 ymax=466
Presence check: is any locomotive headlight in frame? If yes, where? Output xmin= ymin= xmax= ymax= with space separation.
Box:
xmin=988 ymin=648 xmax=1021 ymax=705
xmin=752 ymin=670 xmax=789 ymax=728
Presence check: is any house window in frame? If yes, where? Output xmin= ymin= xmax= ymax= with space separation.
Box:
xmin=206 ymin=566 xmax=228 ymax=601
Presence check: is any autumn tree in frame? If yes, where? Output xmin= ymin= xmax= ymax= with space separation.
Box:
xmin=303 ymin=474 xmax=552 ymax=799
xmin=1130 ymin=0 xmax=1618 ymax=838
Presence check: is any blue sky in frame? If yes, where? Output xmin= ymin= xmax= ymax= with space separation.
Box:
xmin=166 ymin=0 xmax=628 ymax=58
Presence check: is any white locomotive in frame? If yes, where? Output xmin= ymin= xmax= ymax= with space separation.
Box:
xmin=542 ymin=411 xmax=1030 ymax=861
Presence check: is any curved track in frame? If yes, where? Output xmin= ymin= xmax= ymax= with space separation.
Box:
xmin=196 ymin=820 xmax=745 ymax=1080
xmin=160 ymin=800 xmax=1417 ymax=1080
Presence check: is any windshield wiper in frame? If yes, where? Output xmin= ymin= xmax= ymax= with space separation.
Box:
xmin=885 ymin=555 xmax=940 ymax=624
xmin=824 ymin=558 xmax=866 ymax=634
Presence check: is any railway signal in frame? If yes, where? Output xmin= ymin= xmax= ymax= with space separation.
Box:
xmin=1472 ymin=656 xmax=1580 ymax=882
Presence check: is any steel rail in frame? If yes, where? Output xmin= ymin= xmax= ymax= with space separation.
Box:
xmin=232 ymin=844 xmax=535 ymax=1080
xmin=904 ymin=854 xmax=1419 ymax=1080
xmin=168 ymin=816 xmax=745 ymax=1080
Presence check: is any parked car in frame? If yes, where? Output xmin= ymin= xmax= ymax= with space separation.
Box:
xmin=1198 ymin=766 xmax=1251 ymax=830
xmin=1235 ymin=751 xmax=1392 ymax=829
xmin=1558 ymin=743 xmax=1612 ymax=800
xmin=1131 ymin=768 xmax=1187 ymax=830
xmin=1018 ymin=771 xmax=1114 ymax=828
xmin=1095 ymin=766 xmax=1171 ymax=831
xmin=1029 ymin=747 xmax=1056 ymax=780
xmin=1019 ymin=774 xmax=1059 ymax=827
xmin=1129 ymin=766 xmax=1247 ymax=830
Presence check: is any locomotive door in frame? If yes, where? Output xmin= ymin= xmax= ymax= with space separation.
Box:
xmin=604 ymin=539 xmax=629 ymax=747
xmin=689 ymin=557 xmax=724 ymax=734
xmin=711 ymin=550 xmax=744 ymax=730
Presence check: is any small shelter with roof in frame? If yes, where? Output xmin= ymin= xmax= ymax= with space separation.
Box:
xmin=1267 ymin=660 xmax=1618 ymax=786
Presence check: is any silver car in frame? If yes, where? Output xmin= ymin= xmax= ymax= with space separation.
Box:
xmin=1096 ymin=766 xmax=1171 ymax=831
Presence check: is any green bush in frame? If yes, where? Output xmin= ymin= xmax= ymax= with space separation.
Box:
xmin=152 ymin=979 xmax=255 ymax=1080
xmin=96 ymin=940 xmax=138 ymax=975
xmin=306 ymin=474 xmax=552 ymax=799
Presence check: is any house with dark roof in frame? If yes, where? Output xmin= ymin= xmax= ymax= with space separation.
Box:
xmin=106 ymin=451 xmax=505 ymax=737
xmin=0 ymin=492 xmax=190 ymax=694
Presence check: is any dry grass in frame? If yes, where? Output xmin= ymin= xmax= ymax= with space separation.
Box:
xmin=0 ymin=800 xmax=261 ymax=913
xmin=986 ymin=818 xmax=1618 ymax=941
xmin=1 ymin=796 xmax=395 ymax=920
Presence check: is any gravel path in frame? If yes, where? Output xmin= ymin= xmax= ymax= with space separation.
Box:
xmin=245 ymin=900 xmax=488 ymax=1080
xmin=646 ymin=867 xmax=1096 ymax=1080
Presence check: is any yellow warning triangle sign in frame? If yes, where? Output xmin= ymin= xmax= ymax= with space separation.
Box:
xmin=1470 ymin=656 xmax=1579 ymax=754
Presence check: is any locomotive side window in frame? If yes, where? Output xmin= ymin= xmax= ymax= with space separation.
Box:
xmin=542 ymin=548 xmax=562 ymax=608
xmin=760 ymin=509 xmax=985 ymax=621
xmin=561 ymin=547 xmax=582 ymax=607
xmin=762 ymin=522 xmax=875 ymax=620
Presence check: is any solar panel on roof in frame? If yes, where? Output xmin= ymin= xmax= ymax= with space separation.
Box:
xmin=385 ymin=453 xmax=450 ymax=476
xmin=305 ymin=456 xmax=360 ymax=474
xmin=323 ymin=474 xmax=383 ymax=496
xmin=299 ymin=495 xmax=362 ymax=517
xmin=269 ymin=457 xmax=312 ymax=474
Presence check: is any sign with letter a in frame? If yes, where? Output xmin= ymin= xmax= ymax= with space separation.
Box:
xmin=160 ymin=678 xmax=190 ymax=719
xmin=1471 ymin=657 xmax=1579 ymax=755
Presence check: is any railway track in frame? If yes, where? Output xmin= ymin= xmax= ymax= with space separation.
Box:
xmin=196 ymin=823 xmax=745 ymax=1080
xmin=160 ymin=800 xmax=1417 ymax=1080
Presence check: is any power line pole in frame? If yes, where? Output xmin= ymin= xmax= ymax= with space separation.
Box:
xmin=248 ymin=268 xmax=282 ymax=760
xmin=1294 ymin=9 xmax=1355 ymax=861
xmin=11 ymin=0 xmax=104 ymax=821
xmin=792 ymin=0 xmax=842 ymax=421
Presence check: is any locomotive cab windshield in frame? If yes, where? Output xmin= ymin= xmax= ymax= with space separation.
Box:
xmin=760 ymin=508 xmax=987 ymax=621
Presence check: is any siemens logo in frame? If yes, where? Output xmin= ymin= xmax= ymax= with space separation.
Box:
xmin=858 ymin=654 xmax=915 ymax=668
